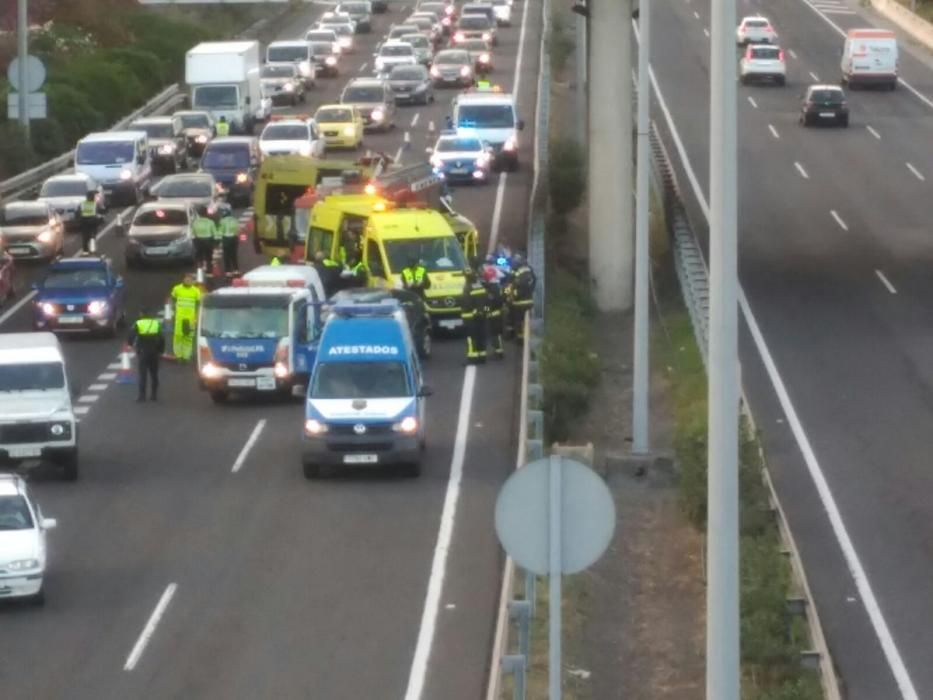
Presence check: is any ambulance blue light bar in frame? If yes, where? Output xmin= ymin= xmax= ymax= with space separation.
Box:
xmin=332 ymin=300 xmax=401 ymax=317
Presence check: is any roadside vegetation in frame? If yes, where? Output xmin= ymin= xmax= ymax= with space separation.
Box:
xmin=0 ymin=0 xmax=272 ymax=179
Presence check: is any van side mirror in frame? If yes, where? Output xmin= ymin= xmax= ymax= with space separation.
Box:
xmin=418 ymin=385 xmax=433 ymax=397
xmin=41 ymin=518 xmax=57 ymax=530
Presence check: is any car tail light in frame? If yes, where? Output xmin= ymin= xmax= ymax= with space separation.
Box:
xmin=745 ymin=46 xmax=753 ymax=59
xmin=778 ymin=49 xmax=785 ymax=61
xmin=430 ymin=65 xmax=440 ymax=77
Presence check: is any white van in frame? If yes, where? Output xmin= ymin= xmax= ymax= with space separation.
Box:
xmin=841 ymin=28 xmax=898 ymax=90
xmin=74 ymin=131 xmax=151 ymax=207
xmin=0 ymin=333 xmax=78 ymax=480
xmin=266 ymin=40 xmax=317 ymax=89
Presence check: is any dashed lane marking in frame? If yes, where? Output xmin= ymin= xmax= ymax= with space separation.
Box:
xmin=747 ymin=96 xmax=758 ymax=108
xmin=88 ymin=383 xmax=108 ymax=392
xmin=78 ymin=395 xmax=100 ymax=403
xmin=906 ymin=163 xmax=925 ymax=181
xmin=831 ymin=209 xmax=849 ymax=231
xmin=866 ymin=125 xmax=881 ymax=139
xmin=98 ymin=373 xmax=117 ymax=381
xmin=411 ymin=112 xmax=420 ymax=127
xmin=794 ymin=162 xmax=809 ymax=179
xmin=124 ymin=583 xmax=178 ymax=672
xmin=768 ymin=124 xmax=780 ymax=138
xmin=875 ymin=270 xmax=897 ymax=294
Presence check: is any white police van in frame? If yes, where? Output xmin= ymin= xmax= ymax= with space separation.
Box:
xmin=450 ymin=85 xmax=523 ymax=171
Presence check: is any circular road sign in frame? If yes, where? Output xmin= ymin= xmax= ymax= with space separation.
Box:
xmin=7 ymin=55 xmax=46 ymax=93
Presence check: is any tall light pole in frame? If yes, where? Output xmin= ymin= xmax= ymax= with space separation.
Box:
xmin=707 ymin=0 xmax=740 ymax=695
xmin=632 ymin=0 xmax=650 ymax=455
xmin=16 ymin=0 xmax=30 ymax=137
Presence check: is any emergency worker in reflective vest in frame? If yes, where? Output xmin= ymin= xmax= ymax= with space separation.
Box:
xmin=78 ymin=192 xmax=100 ymax=253
xmin=168 ymin=274 xmax=202 ymax=361
xmin=216 ymin=116 xmax=230 ymax=137
xmin=216 ymin=204 xmax=240 ymax=275
xmin=191 ymin=206 xmax=217 ymax=271
xmin=400 ymin=257 xmax=431 ymax=297
xmin=127 ymin=307 xmax=165 ymax=401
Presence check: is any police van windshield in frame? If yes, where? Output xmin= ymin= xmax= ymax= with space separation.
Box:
xmin=457 ymin=104 xmax=514 ymax=128
xmin=193 ymin=85 xmax=238 ymax=109
xmin=76 ymin=141 xmax=134 ymax=166
xmin=201 ymin=297 xmax=290 ymax=339
xmin=384 ymin=236 xmax=466 ymax=272
xmin=0 ymin=362 xmax=65 ymax=392
xmin=311 ymin=361 xmax=408 ymax=398
xmin=268 ymin=45 xmax=310 ymax=63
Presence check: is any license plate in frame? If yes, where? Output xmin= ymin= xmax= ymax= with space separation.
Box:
xmin=439 ymin=319 xmax=462 ymax=329
xmin=450 ymin=168 xmax=468 ymax=174
xmin=8 ymin=446 xmax=41 ymax=458
xmin=146 ymin=247 xmax=170 ymax=256
xmin=256 ymin=376 xmax=277 ymax=391
xmin=7 ymin=247 xmax=30 ymax=255
xmin=58 ymin=315 xmax=84 ymax=324
xmin=819 ymin=112 xmax=835 ymax=117
xmin=343 ymin=453 xmax=378 ymax=464
xmin=228 ymin=378 xmax=256 ymax=388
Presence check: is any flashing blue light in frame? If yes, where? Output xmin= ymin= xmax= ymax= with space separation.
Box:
xmin=496 ymin=257 xmax=507 ymax=266
xmin=332 ymin=300 xmax=400 ymax=317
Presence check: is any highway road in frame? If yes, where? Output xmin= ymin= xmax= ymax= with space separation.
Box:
xmin=0 ymin=1 xmax=542 ymax=698
xmin=651 ymin=0 xmax=933 ymax=697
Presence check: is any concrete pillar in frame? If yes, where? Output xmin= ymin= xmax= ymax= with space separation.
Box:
xmin=587 ymin=0 xmax=633 ymax=311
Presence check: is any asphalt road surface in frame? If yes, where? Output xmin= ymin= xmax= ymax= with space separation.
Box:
xmin=651 ymin=0 xmax=933 ymax=696
xmin=0 ymin=1 xmax=543 ymax=698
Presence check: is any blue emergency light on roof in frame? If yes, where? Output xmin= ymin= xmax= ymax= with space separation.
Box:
xmin=333 ymin=299 xmax=401 ymax=317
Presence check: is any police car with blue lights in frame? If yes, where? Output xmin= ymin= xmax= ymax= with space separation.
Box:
xmin=449 ymin=83 xmax=523 ymax=171
xmin=428 ymin=131 xmax=494 ymax=183
xmin=197 ymin=265 xmax=326 ymax=403
xmin=302 ymin=298 xmax=431 ymax=479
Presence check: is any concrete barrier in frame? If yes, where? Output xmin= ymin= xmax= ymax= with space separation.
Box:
xmin=873 ymin=0 xmax=933 ymax=51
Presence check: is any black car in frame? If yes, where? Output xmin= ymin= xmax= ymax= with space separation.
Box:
xmin=329 ymin=288 xmax=432 ymax=358
xmin=198 ymin=137 xmax=260 ymax=208
xmin=388 ymin=65 xmax=435 ymax=105
xmin=800 ymin=85 xmax=849 ymax=127
xmin=336 ymin=1 xmax=373 ymax=32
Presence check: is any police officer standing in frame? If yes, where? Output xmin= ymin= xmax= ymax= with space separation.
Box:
xmin=505 ymin=253 xmax=536 ymax=340
xmin=482 ymin=265 xmax=505 ymax=359
xmin=313 ymin=250 xmax=342 ymax=297
xmin=216 ymin=116 xmax=230 ymax=137
xmin=78 ymin=191 xmax=100 ymax=254
xmin=168 ymin=274 xmax=202 ymax=362
xmin=461 ymin=268 xmax=489 ymax=364
xmin=401 ymin=256 xmax=431 ymax=297
xmin=191 ymin=206 xmax=217 ymax=272
xmin=127 ymin=307 xmax=165 ymax=402
xmin=217 ymin=204 xmax=240 ymax=275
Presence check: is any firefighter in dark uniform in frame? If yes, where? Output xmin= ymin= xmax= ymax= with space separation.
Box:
xmin=127 ymin=307 xmax=166 ymax=402
xmin=461 ymin=268 xmax=488 ymax=364
xmin=482 ymin=265 xmax=505 ymax=359
xmin=505 ymin=253 xmax=536 ymax=340
xmin=78 ymin=191 xmax=101 ymax=254
xmin=400 ymin=256 xmax=431 ymax=297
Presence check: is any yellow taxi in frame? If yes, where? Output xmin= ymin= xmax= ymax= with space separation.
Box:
xmin=313 ymin=104 xmax=365 ymax=150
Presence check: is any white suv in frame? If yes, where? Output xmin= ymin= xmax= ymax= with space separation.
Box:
xmin=736 ymin=16 xmax=777 ymax=45
xmin=259 ymin=118 xmax=326 ymax=158
xmin=0 ymin=474 xmax=57 ymax=605
xmin=739 ymin=44 xmax=786 ymax=85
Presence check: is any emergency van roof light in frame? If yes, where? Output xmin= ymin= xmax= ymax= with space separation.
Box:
xmin=333 ymin=300 xmax=401 ymax=317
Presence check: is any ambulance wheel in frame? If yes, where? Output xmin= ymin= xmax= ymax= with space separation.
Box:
xmin=303 ymin=460 xmax=321 ymax=479
xmin=209 ymin=390 xmax=229 ymax=404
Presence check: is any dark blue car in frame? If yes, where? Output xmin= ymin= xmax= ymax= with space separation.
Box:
xmin=32 ymin=257 xmax=127 ymax=336
xmin=198 ymin=137 xmax=260 ymax=208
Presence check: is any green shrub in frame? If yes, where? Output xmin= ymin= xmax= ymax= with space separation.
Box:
xmin=45 ymin=83 xmax=104 ymax=145
xmin=104 ymin=48 xmax=166 ymax=95
xmin=549 ymin=138 xmax=586 ymax=216
xmin=755 ymin=674 xmax=824 ymax=700
xmin=29 ymin=119 xmax=67 ymax=160
xmin=548 ymin=10 xmax=574 ymax=74
xmin=123 ymin=12 xmax=214 ymax=82
xmin=0 ymin=122 xmax=36 ymax=179
xmin=57 ymin=56 xmax=145 ymax=123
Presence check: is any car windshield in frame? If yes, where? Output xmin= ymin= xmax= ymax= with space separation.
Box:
xmin=343 ymin=86 xmax=384 ymax=102
xmin=0 ymin=495 xmax=33 ymax=531
xmin=457 ymin=104 xmax=514 ymax=128
xmin=391 ymin=66 xmax=427 ymax=80
xmin=462 ymin=40 xmax=488 ymax=51
xmin=402 ymin=34 xmax=429 ymax=48
xmin=409 ymin=17 xmax=432 ymax=27
xmin=437 ymin=51 xmax=469 ymax=65
xmin=317 ymin=108 xmax=353 ymax=122
xmin=0 ymin=206 xmax=48 ymax=226
xmin=382 ymin=45 xmax=414 ymax=56
xmin=133 ymin=123 xmax=173 ymax=139
xmin=262 ymin=65 xmax=295 ymax=78
xmin=44 ymin=267 xmax=108 ymax=288
xmin=384 ymin=236 xmax=466 ymax=272
xmin=262 ymin=125 xmax=308 ymax=141
xmin=268 ymin=45 xmax=309 ymax=63
xmin=40 ymin=179 xmax=88 ymax=197
xmin=437 ymin=138 xmax=483 ymax=152
xmin=134 ymin=208 xmax=189 ymax=226
xmin=155 ymin=178 xmax=212 ymax=199
xmin=311 ymin=361 xmax=409 ymax=399
xmin=202 ymin=145 xmax=250 ymax=169
xmin=745 ymin=19 xmax=768 ymax=28
xmin=0 ymin=362 xmax=65 ymax=392
xmin=200 ymin=300 xmax=290 ymax=339
xmin=308 ymin=33 xmax=336 ymax=43
xmin=193 ymin=85 xmax=238 ymax=109
xmin=178 ymin=113 xmax=211 ymax=129
xmin=751 ymin=46 xmax=780 ymax=59
xmin=325 ymin=23 xmax=352 ymax=35
xmin=75 ymin=141 xmax=134 ymax=165
xmin=343 ymin=3 xmax=369 ymax=12
xmin=460 ymin=16 xmax=490 ymax=28
xmin=810 ymin=89 xmax=843 ymax=103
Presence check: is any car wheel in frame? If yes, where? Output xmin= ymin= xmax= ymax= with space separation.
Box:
xmin=890 ymin=80 xmax=897 ymax=91
xmin=209 ymin=390 xmax=229 ymax=404
xmin=60 ymin=451 xmax=78 ymax=481
xmin=303 ymin=460 xmax=322 ymax=479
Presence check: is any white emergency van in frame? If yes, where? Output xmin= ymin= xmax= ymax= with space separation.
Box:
xmin=841 ymin=29 xmax=898 ymax=90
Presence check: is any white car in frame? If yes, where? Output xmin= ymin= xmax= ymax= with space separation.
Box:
xmin=37 ymin=173 xmax=106 ymax=228
xmin=736 ymin=16 xmax=777 ymax=45
xmin=318 ymin=20 xmax=356 ymax=52
xmin=259 ymin=118 xmax=326 ymax=158
xmin=0 ymin=474 xmax=56 ymax=605
xmin=375 ymin=40 xmax=419 ymax=76
xmin=490 ymin=0 xmax=512 ymax=27
xmin=305 ymin=28 xmax=342 ymax=56
xmin=739 ymin=44 xmax=786 ymax=85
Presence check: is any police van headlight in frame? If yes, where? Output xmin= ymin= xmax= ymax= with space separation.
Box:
xmin=274 ymin=361 xmax=290 ymax=379
xmin=393 ymin=416 xmax=418 ymax=433
xmin=304 ymin=419 xmax=328 ymax=435
xmin=201 ymin=362 xmax=222 ymax=379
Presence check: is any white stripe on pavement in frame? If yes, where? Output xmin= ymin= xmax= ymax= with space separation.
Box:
xmin=87 ymin=384 xmax=109 ymax=391
xmin=830 ymin=210 xmax=848 ymax=231
xmin=98 ymin=373 xmax=117 ymax=381
xmin=231 ymin=419 xmax=267 ymax=473
xmin=78 ymin=395 xmax=99 ymax=403
xmin=906 ymin=163 xmax=925 ymax=181
xmin=768 ymin=124 xmax=780 ymax=139
xmin=866 ymin=125 xmax=881 ymax=139
xmin=875 ymin=270 xmax=897 ymax=294
xmin=747 ymin=96 xmax=758 ymax=108
xmin=124 ymin=583 xmax=178 ymax=671
xmin=411 ymin=112 xmax=420 ymax=127
xmin=794 ymin=162 xmax=809 ymax=179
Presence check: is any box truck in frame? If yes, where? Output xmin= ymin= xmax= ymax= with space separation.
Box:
xmin=185 ymin=41 xmax=271 ymax=134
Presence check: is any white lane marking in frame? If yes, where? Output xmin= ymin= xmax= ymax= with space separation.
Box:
xmin=693 ymin=10 xmax=700 ymax=18
xmin=404 ymin=130 xmax=411 ymax=145
xmin=794 ymin=161 xmax=809 ymax=179
xmin=88 ymin=383 xmax=108 ymax=391
xmin=359 ymin=61 xmax=368 ymax=72
xmin=124 ymin=583 xmax=177 ymax=671
xmin=98 ymin=372 xmax=117 ymax=381
xmin=906 ymin=163 xmax=925 ymax=181
xmin=96 ymin=206 xmax=133 ymax=243
xmin=428 ymin=119 xmax=436 ymax=133
xmin=703 ymin=28 xmax=710 ymax=38
xmin=394 ymin=145 xmax=404 ymax=163
xmin=403 ymin=367 xmax=476 ymax=700
xmin=747 ymin=96 xmax=758 ymax=109
xmin=406 ymin=0 xmax=531 ymax=693
xmin=487 ymin=174 xmax=509 ymax=253
xmin=768 ymin=124 xmax=780 ymax=139
xmin=411 ymin=112 xmax=420 ymax=127
xmin=866 ymin=125 xmax=881 ymax=139
xmin=644 ymin=39 xmax=920 ymax=698
xmin=788 ymin=48 xmax=798 ymax=60
xmin=830 ymin=209 xmax=848 ymax=231
xmin=231 ymin=419 xmax=267 ymax=473
xmin=74 ymin=406 xmax=90 ymax=415
xmin=107 ymin=362 xmax=121 ymax=370
xmin=875 ymin=270 xmax=897 ymax=294
xmin=809 ymin=71 xmax=820 ymax=81
xmin=78 ymin=394 xmax=99 ymax=403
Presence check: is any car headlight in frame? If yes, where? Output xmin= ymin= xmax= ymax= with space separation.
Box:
xmin=299 ymin=61 xmax=312 ymax=76
xmin=339 ymin=36 xmax=352 ymax=46
xmin=479 ymin=53 xmax=490 ymax=63
xmin=158 ymin=144 xmax=175 ymax=155
xmin=304 ymin=419 xmax=328 ymax=435
xmin=196 ymin=134 xmax=208 ymax=144
xmin=343 ymin=125 xmax=356 ymax=136
xmin=504 ymin=135 xmax=517 ymax=151
xmin=454 ymin=32 xmax=465 ymax=42
xmin=273 ymin=361 xmax=290 ymax=379
xmin=430 ymin=155 xmax=443 ymax=168
xmin=119 ymin=169 xmax=133 ymax=181
xmin=430 ymin=65 xmax=441 ymax=77
xmin=393 ymin=416 xmax=418 ymax=433
xmin=460 ymin=65 xmax=471 ymax=77
xmin=200 ymin=362 xmax=222 ymax=379
xmin=87 ymin=300 xmax=108 ymax=315
xmin=40 ymin=302 xmax=56 ymax=316
xmin=284 ymin=82 xmax=295 ymax=92
xmin=235 ymin=172 xmax=249 ymax=184
xmin=298 ymin=142 xmax=312 ymax=156
xmin=37 ymin=229 xmax=55 ymax=244
xmin=50 ymin=423 xmax=68 ymax=437
xmin=5 ymin=559 xmax=40 ymax=571
xmin=482 ymin=32 xmax=491 ymax=41
xmin=326 ymin=56 xmax=338 ymax=66
xmin=371 ymin=108 xmax=385 ymax=122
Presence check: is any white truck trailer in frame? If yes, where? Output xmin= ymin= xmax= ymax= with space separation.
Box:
xmin=185 ymin=41 xmax=271 ymax=134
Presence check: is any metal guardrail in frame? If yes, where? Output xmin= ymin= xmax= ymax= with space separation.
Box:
xmin=0 ymin=8 xmax=288 ymax=204
xmin=649 ymin=119 xmax=842 ymax=700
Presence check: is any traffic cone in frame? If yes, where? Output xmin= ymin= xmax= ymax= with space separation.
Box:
xmin=116 ymin=345 xmax=135 ymax=384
